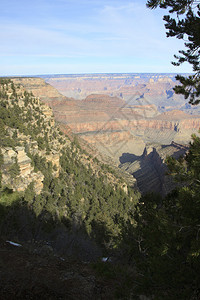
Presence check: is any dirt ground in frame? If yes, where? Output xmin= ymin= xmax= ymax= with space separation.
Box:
xmin=0 ymin=239 xmax=126 ymax=299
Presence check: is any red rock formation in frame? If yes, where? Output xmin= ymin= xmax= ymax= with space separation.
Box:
xmin=83 ymin=94 xmax=125 ymax=106
xmin=12 ymin=77 xmax=200 ymax=162
xmin=61 ymin=117 xmax=200 ymax=133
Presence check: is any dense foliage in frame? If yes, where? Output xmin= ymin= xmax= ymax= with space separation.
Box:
xmin=1 ymin=77 xmax=199 ymax=298
xmin=0 ymin=79 xmax=140 ymax=256
xmin=117 ymin=135 xmax=199 ymax=299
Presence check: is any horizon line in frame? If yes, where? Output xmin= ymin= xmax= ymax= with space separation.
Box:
xmin=0 ymin=72 xmax=192 ymax=78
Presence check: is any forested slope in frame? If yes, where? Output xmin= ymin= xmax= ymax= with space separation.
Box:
xmin=1 ymin=78 xmax=199 ymax=299
xmin=0 ymin=78 xmax=140 ymax=258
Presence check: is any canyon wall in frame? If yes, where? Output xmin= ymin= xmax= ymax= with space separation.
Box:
xmin=12 ymin=77 xmax=67 ymax=105
xmin=13 ymin=76 xmax=200 ymax=155
xmin=119 ymin=142 xmax=188 ymax=195
xmin=11 ymin=75 xmax=200 ymax=193
xmin=44 ymin=73 xmax=200 ymax=113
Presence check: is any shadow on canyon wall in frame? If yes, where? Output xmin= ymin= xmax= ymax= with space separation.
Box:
xmin=119 ymin=153 xmax=140 ymax=164
xmin=119 ymin=143 xmax=187 ymax=196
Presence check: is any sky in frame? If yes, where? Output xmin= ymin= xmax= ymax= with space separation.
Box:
xmin=0 ymin=0 xmax=193 ymax=76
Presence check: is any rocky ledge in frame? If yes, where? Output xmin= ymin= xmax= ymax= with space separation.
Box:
xmin=1 ymin=147 xmax=44 ymax=194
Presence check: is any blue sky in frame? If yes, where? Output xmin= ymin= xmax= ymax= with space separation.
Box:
xmin=0 ymin=0 xmax=193 ymax=75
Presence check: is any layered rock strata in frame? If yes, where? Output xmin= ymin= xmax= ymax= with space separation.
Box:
xmin=1 ymin=147 xmax=44 ymax=194
xmin=11 ymin=77 xmax=200 ymax=166
xmin=0 ymin=80 xmax=71 ymax=194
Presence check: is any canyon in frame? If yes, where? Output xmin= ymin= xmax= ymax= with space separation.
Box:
xmin=13 ymin=74 xmax=200 ymax=194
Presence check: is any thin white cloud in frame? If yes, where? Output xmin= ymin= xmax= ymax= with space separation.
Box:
xmin=0 ymin=0 xmax=193 ymax=75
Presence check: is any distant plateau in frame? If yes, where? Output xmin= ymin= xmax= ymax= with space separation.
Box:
xmin=12 ymin=73 xmax=200 ymax=195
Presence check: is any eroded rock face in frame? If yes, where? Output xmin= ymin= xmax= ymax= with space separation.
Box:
xmin=119 ymin=142 xmax=188 ymax=195
xmin=13 ymin=76 xmax=200 ymax=167
xmin=60 ymin=116 xmax=200 ymax=133
xmin=58 ymin=112 xmax=200 ymax=163
xmin=0 ymin=80 xmax=73 ymax=194
xmin=12 ymin=78 xmax=66 ymax=103
xmin=12 ymin=77 xmax=200 ymax=142
xmin=9 ymin=76 xmax=200 ymax=195
xmin=45 ymin=151 xmax=60 ymax=177
xmin=44 ymin=74 xmax=177 ymax=102
xmin=1 ymin=147 xmax=44 ymax=194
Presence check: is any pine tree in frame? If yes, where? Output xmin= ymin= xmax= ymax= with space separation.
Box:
xmin=132 ymin=136 xmax=200 ymax=298
xmin=147 ymin=0 xmax=200 ymax=104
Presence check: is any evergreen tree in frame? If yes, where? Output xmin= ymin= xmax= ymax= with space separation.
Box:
xmin=131 ymin=136 xmax=200 ymax=299
xmin=147 ymin=0 xmax=200 ymax=104
xmin=124 ymin=2 xmax=200 ymax=298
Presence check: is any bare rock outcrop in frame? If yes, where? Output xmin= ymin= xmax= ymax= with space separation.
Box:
xmin=8 ymin=76 xmax=200 ymax=195
xmin=119 ymin=142 xmax=188 ymax=195
xmin=12 ymin=78 xmax=66 ymax=104
xmin=1 ymin=147 xmax=44 ymax=194
xmin=0 ymin=80 xmax=73 ymax=194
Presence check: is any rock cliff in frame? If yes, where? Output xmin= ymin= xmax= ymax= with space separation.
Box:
xmin=12 ymin=77 xmax=200 ymax=150
xmin=12 ymin=77 xmax=66 ymax=104
xmin=1 ymin=79 xmax=136 ymax=196
xmin=44 ymin=73 xmax=199 ymax=113
xmin=1 ymin=147 xmax=44 ymax=193
xmin=0 ymin=80 xmax=70 ymax=193
xmin=8 ymin=76 xmax=200 ymax=194
xmin=119 ymin=142 xmax=188 ymax=195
